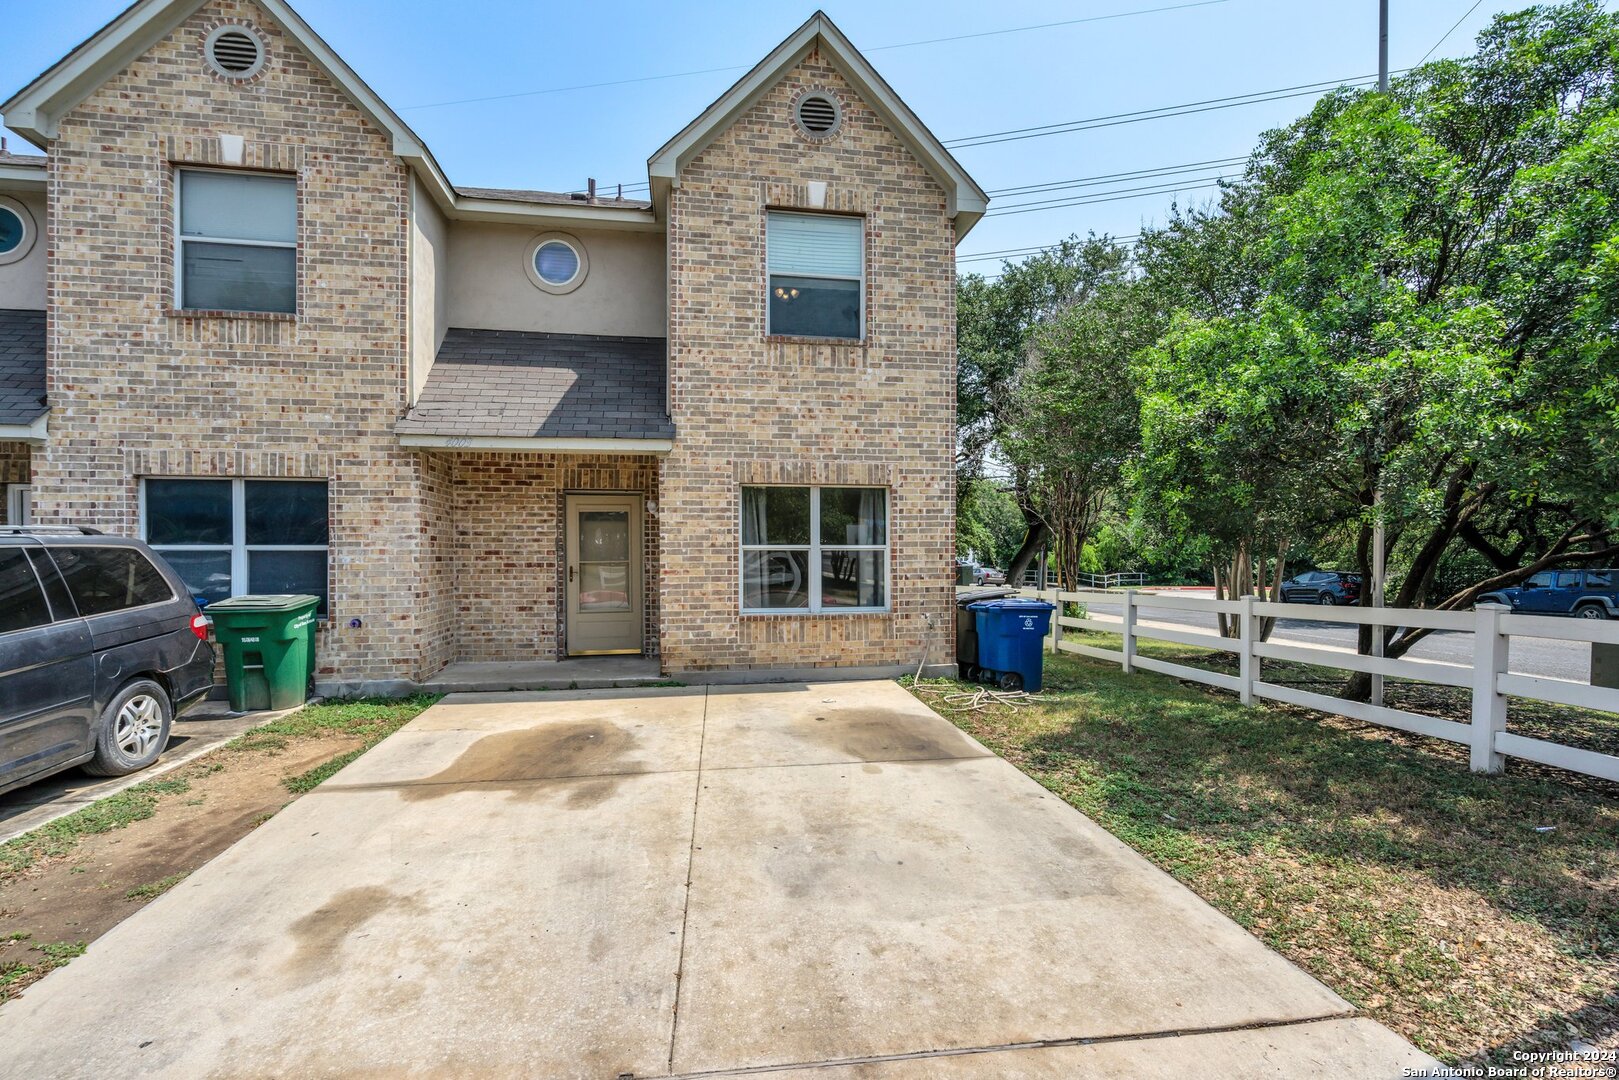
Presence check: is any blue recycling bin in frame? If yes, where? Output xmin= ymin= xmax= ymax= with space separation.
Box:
xmin=969 ymin=598 xmax=1057 ymax=692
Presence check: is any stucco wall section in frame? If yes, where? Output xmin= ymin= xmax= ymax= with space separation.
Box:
xmin=0 ymin=189 xmax=46 ymax=311
xmin=36 ymin=0 xmax=449 ymax=684
xmin=408 ymin=176 xmax=449 ymax=404
xmin=659 ymin=49 xmax=957 ymax=673
xmin=452 ymin=453 xmax=660 ymax=663
xmin=445 ymin=223 xmax=666 ymax=338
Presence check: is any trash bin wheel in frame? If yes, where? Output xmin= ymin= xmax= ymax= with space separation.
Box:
xmin=997 ymin=671 xmax=1024 ymax=692
xmin=959 ymin=663 xmax=980 ymax=683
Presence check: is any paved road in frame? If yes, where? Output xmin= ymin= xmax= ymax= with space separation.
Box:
xmin=1081 ymin=601 xmax=1594 ymax=682
xmin=0 ymin=683 xmax=1434 ymax=1077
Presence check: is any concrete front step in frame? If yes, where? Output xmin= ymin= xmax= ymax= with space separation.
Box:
xmin=418 ymin=657 xmax=666 ymax=693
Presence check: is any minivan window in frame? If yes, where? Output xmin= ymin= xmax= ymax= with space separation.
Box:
xmin=0 ymin=549 xmax=52 ymax=633
xmin=49 ymin=546 xmax=173 ymax=616
xmin=25 ymin=548 xmax=74 ymax=620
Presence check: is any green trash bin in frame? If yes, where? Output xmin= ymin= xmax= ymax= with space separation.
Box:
xmin=206 ymin=595 xmax=320 ymax=712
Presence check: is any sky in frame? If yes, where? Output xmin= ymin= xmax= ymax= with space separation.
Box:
xmin=1 ymin=1 xmax=1567 ymax=271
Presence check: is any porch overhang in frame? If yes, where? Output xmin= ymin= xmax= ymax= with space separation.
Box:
xmin=399 ymin=433 xmax=672 ymax=455
xmin=0 ymin=413 xmax=47 ymax=446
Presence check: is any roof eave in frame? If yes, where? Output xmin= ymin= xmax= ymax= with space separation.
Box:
xmin=0 ymin=161 xmax=48 ymax=191
xmin=0 ymin=412 xmax=48 ymax=446
xmin=399 ymin=433 xmax=673 ymax=456
xmin=447 ymin=193 xmax=661 ymax=232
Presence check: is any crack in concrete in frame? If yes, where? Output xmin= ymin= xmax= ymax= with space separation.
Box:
xmin=668 ymin=685 xmax=711 ymax=1074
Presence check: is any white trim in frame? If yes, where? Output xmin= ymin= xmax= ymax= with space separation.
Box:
xmin=6 ymin=484 xmax=31 ymax=526
xmin=399 ymin=434 xmax=673 ymax=454
xmin=0 ymin=413 xmax=48 ymax=445
xmin=646 ymin=12 xmax=987 ymax=239
xmin=738 ymin=485 xmax=890 ymax=615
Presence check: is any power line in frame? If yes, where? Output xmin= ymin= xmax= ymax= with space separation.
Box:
xmin=945 ymin=74 xmax=1392 ymax=148
xmin=986 ymin=156 xmax=1248 ymax=198
xmin=958 ymin=236 xmax=1143 ymax=264
xmin=398 ymin=1 xmax=1232 ymax=111
xmin=1420 ymin=0 xmax=1486 ymax=65
xmin=985 ymin=177 xmax=1234 ymax=217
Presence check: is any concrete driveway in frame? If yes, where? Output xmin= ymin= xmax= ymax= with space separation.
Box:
xmin=0 ymin=682 xmax=1435 ymax=1078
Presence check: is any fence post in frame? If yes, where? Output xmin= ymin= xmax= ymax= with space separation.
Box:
xmin=1121 ymin=589 xmax=1137 ymax=674
xmin=1470 ymin=604 xmax=1509 ymax=774
xmin=1048 ymin=588 xmax=1062 ymax=655
xmin=1238 ymin=594 xmax=1256 ymax=706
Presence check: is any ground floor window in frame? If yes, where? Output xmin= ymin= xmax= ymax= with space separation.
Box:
xmin=740 ymin=486 xmax=887 ymax=613
xmin=142 ymin=478 xmax=329 ymax=613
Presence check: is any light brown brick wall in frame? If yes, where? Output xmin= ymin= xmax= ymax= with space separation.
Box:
xmin=34 ymin=0 xmax=450 ymax=684
xmin=452 ymin=454 xmax=659 ymax=662
xmin=0 ymin=442 xmax=30 ymax=523
xmin=659 ymin=50 xmax=958 ymax=673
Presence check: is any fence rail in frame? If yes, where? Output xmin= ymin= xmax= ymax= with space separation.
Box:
xmin=957 ymin=585 xmax=1619 ymax=784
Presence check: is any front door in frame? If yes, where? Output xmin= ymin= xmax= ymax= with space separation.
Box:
xmin=564 ymin=495 xmax=643 ymax=655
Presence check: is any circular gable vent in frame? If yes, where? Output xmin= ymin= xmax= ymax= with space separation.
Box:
xmin=205 ymin=26 xmax=266 ymax=79
xmin=795 ymin=94 xmax=841 ymax=138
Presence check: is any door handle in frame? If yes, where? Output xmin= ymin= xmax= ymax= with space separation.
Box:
xmin=568 ymin=566 xmax=576 ymax=583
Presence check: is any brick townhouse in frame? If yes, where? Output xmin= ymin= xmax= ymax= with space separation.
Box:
xmin=0 ymin=0 xmax=987 ymax=692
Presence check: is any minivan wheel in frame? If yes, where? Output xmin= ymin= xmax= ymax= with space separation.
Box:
xmin=83 ymin=680 xmax=173 ymax=777
xmin=1575 ymin=604 xmax=1608 ymax=621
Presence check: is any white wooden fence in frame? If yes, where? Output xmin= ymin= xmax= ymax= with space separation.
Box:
xmin=961 ymin=586 xmax=1619 ymax=783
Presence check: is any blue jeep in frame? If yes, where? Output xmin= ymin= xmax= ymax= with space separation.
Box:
xmin=1478 ymin=568 xmax=1619 ymax=620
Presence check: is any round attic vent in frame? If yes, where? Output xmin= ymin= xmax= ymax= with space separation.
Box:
xmin=205 ymin=26 xmax=266 ymax=79
xmin=794 ymin=94 xmax=841 ymax=138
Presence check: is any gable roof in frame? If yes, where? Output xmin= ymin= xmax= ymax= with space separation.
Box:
xmin=647 ymin=11 xmax=988 ymax=239
xmin=0 ymin=0 xmax=657 ymax=231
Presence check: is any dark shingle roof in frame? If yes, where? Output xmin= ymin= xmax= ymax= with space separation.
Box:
xmin=455 ymin=186 xmax=652 ymax=211
xmin=397 ymin=328 xmax=673 ymax=442
xmin=0 ymin=308 xmax=46 ymax=426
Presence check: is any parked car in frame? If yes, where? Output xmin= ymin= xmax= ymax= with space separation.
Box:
xmin=978 ymin=566 xmax=1007 ymax=585
xmin=0 ymin=526 xmax=215 ymax=797
xmin=1477 ymin=568 xmax=1619 ymax=620
xmin=1280 ymin=570 xmax=1363 ymax=606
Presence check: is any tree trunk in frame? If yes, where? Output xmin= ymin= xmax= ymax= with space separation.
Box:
xmin=1006 ymin=519 xmax=1051 ymax=586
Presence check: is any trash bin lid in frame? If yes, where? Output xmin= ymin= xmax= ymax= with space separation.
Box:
xmin=205 ymin=594 xmax=321 ymax=612
xmin=967 ymin=597 xmax=1057 ymax=611
xmin=955 ymin=588 xmax=1017 ymax=608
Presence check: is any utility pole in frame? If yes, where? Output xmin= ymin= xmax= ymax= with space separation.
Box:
xmin=1379 ymin=0 xmax=1390 ymax=92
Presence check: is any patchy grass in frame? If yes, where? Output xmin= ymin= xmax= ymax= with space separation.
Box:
xmin=0 ymin=695 xmax=439 ymax=882
xmin=123 ymin=873 xmax=189 ymax=902
xmin=0 ymin=939 xmax=87 ymax=1000
xmin=908 ymin=652 xmax=1619 ymax=1065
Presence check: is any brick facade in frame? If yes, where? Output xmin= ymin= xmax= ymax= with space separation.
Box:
xmin=452 ymin=454 xmax=660 ymax=663
xmin=0 ymin=442 xmax=29 ymax=523
xmin=658 ymin=50 xmax=958 ymax=674
xmin=34 ymin=0 xmax=449 ymax=685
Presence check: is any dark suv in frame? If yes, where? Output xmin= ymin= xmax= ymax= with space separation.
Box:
xmin=1478 ymin=569 xmax=1619 ymax=620
xmin=1280 ymin=570 xmax=1363 ymax=606
xmin=0 ymin=527 xmax=215 ymax=796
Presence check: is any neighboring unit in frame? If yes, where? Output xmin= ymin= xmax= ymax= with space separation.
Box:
xmin=0 ymin=1 xmax=985 ymax=691
xmin=1478 ymin=569 xmax=1619 ymax=620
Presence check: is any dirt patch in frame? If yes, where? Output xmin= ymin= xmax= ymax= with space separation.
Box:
xmin=402 ymin=721 xmax=643 ymax=801
xmin=790 ymin=707 xmax=976 ymax=763
xmin=0 ymin=737 xmax=361 ymax=1000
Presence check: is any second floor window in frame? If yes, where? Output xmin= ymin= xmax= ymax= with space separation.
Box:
xmin=177 ymin=169 xmax=296 ymax=314
xmin=766 ymin=211 xmax=862 ymax=340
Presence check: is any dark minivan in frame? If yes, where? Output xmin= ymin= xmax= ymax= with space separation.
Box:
xmin=0 ymin=527 xmax=215 ymax=796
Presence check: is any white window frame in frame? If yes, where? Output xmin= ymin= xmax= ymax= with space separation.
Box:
xmin=139 ymin=478 xmax=328 ymax=611
xmin=174 ymin=167 xmax=297 ymax=314
xmin=765 ymin=210 xmax=865 ymax=341
xmin=738 ymin=485 xmax=889 ymax=615
xmin=6 ymin=484 xmax=30 ymax=525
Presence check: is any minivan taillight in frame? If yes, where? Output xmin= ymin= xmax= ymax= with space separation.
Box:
xmin=190 ymin=613 xmax=210 ymax=640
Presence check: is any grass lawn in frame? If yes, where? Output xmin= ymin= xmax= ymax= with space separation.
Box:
xmin=909 ymin=651 xmax=1619 ymax=1066
xmin=0 ymin=694 xmax=438 ymax=1003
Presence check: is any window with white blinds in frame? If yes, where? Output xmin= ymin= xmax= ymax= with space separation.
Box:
xmin=766 ymin=211 xmax=863 ymax=339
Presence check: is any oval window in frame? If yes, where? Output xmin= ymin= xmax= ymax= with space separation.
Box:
xmin=534 ymin=240 xmax=580 ymax=286
xmin=0 ymin=207 xmax=23 ymax=255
